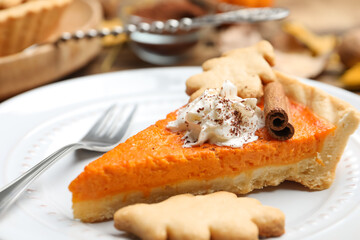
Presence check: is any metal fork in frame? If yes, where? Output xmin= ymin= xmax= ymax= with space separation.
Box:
xmin=0 ymin=104 xmax=137 ymax=217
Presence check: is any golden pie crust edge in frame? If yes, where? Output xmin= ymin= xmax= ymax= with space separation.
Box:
xmin=276 ymin=70 xmax=360 ymax=184
xmin=0 ymin=0 xmax=72 ymax=57
xmin=72 ymin=72 xmax=360 ymax=222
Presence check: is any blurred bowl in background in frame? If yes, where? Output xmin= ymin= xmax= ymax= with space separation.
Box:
xmin=119 ymin=0 xmax=215 ymax=65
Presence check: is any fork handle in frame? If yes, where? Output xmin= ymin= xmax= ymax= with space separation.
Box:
xmin=0 ymin=143 xmax=82 ymax=217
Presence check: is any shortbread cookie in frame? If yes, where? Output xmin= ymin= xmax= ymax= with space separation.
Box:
xmin=114 ymin=191 xmax=285 ymax=240
xmin=186 ymin=40 xmax=276 ymax=101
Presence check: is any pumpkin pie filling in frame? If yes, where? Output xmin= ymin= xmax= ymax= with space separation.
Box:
xmin=69 ymin=99 xmax=335 ymax=202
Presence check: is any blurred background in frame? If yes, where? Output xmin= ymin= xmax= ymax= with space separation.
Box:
xmin=1 ymin=0 xmax=360 ymax=101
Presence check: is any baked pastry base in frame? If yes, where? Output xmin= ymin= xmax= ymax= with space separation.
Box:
xmin=0 ymin=0 xmax=72 ymax=56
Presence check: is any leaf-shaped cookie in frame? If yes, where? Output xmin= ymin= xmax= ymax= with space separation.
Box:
xmin=114 ymin=191 xmax=285 ymax=240
xmin=186 ymin=41 xmax=276 ymax=101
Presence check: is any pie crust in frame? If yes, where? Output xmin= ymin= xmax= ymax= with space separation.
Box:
xmin=0 ymin=0 xmax=72 ymax=56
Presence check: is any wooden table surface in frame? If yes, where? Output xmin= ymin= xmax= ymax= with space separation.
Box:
xmin=62 ymin=37 xmax=360 ymax=97
xmin=2 ymin=0 xmax=360 ymax=102
xmin=61 ymin=0 xmax=360 ymax=97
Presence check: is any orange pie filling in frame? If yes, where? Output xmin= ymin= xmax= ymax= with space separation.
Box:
xmin=69 ymin=100 xmax=335 ymax=202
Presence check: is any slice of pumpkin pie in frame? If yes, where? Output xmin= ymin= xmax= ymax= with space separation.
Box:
xmin=69 ymin=41 xmax=360 ymax=222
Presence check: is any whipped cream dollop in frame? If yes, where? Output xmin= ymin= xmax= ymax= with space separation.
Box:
xmin=167 ymin=80 xmax=265 ymax=148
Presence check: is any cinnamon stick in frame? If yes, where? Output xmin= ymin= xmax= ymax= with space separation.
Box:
xmin=264 ymin=81 xmax=294 ymax=140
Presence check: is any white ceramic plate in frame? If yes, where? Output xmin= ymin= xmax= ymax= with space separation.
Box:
xmin=0 ymin=67 xmax=359 ymax=240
